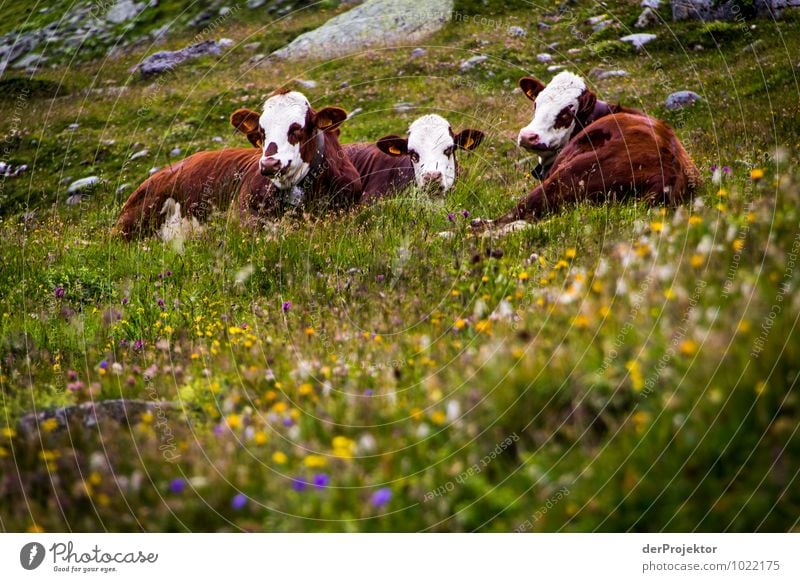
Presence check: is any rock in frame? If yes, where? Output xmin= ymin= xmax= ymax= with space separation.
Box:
xmin=636 ymin=7 xmax=660 ymax=28
xmin=642 ymin=0 xmax=661 ymax=7
xmin=536 ymin=52 xmax=553 ymax=63
xmin=460 ymin=54 xmax=488 ymax=70
xmin=219 ymin=6 xmax=232 ymax=16
xmin=270 ymin=0 xmax=454 ymax=61
xmin=68 ymin=123 xmax=80 ymax=130
xmin=17 ymin=399 xmax=179 ymax=435
xmin=547 ymin=65 xmax=564 ymax=72
xmin=247 ymin=0 xmax=267 ymax=8
xmin=592 ymin=68 xmax=629 ymax=79
xmin=394 ymin=102 xmax=414 ymax=112
xmin=586 ymin=15 xmax=607 ymax=24
xmin=508 ymin=25 xmax=526 ymax=37
xmin=297 ymin=78 xmax=317 ymax=89
xmin=67 ymin=176 xmax=101 ymax=193
xmin=66 ymin=194 xmax=83 ymax=205
xmin=592 ymin=19 xmax=613 ymax=32
xmin=136 ymin=39 xmax=224 ymax=77
xmin=211 ymin=136 xmax=223 ymax=143
xmin=244 ymin=42 xmax=261 ymax=51
xmin=620 ymin=33 xmax=657 ymax=49
xmin=130 ymin=148 xmax=149 ymax=160
xmin=665 ymin=90 xmax=702 ymax=110
xmin=410 ymin=47 xmax=426 ymax=58
xmin=669 ymin=0 xmax=796 ymax=21
xmin=149 ymin=167 xmax=160 ymax=175
xmin=106 ymin=0 xmax=143 ymax=24
xmin=218 ymin=38 xmax=234 ymax=48
xmin=116 ymin=183 xmax=130 ymax=194
xmin=13 ymin=53 xmax=45 ymax=69
xmin=170 ymin=147 xmax=182 ymax=156
xmin=248 ymin=53 xmax=266 ymax=65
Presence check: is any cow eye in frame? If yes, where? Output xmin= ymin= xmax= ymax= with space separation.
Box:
xmin=409 ymin=150 xmax=420 ymax=163
xmin=444 ymin=146 xmax=455 ymax=157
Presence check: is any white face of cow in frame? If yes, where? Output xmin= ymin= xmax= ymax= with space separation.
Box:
xmin=376 ymin=114 xmax=485 ymax=193
xmin=517 ymin=71 xmax=587 ymax=156
xmin=257 ymin=91 xmax=312 ymax=190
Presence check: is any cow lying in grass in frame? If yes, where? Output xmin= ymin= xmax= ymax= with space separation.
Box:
xmin=115 ymin=90 xmax=361 ymax=240
xmin=343 ymin=114 xmax=485 ymax=202
xmin=473 ymin=71 xmax=700 ymax=231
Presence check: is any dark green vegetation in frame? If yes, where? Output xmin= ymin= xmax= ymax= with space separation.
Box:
xmin=1 ymin=1 xmax=799 ymax=531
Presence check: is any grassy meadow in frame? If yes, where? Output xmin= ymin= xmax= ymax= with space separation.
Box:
xmin=0 ymin=0 xmax=799 ymax=531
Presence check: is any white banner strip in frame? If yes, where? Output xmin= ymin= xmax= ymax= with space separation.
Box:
xmin=1 ymin=534 xmax=797 ymax=580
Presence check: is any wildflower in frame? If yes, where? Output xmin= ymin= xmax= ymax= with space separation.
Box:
xmin=272 ymin=451 xmax=288 ymax=464
xmin=370 ymin=487 xmax=392 ymax=508
xmin=518 ymin=272 xmax=529 ymax=281
xmin=716 ymin=188 xmax=728 ymax=197
xmin=2 ymin=427 xmax=17 ymax=439
xmin=291 ymin=477 xmax=308 ymax=491
xmin=231 ymin=493 xmax=248 ymax=510
xmin=722 ymin=166 xmax=731 ymax=174
xmin=54 ymin=286 xmax=65 ymax=299
xmin=474 ymin=320 xmax=492 ymax=334
xmin=305 ymin=327 xmax=316 ymax=336
xmin=650 ymin=221 xmax=664 ymax=233
xmin=453 ymin=318 xmax=466 ymax=331
xmin=157 ymin=298 xmax=165 ymax=308
xmin=226 ymin=414 xmax=242 ymax=430
xmin=625 ymin=360 xmax=644 ymax=392
xmin=133 ymin=339 xmax=144 ymax=351
xmin=750 ymin=168 xmax=764 ymax=181
xmin=461 ymin=209 xmax=470 ymax=218
xmin=431 ymin=410 xmax=446 ymax=425
xmin=121 ymin=297 xmax=129 ymax=305
xmin=732 ymin=239 xmax=744 ymax=252
xmin=375 ymin=274 xmax=385 ymax=282
xmin=281 ymin=300 xmax=292 ymax=313
xmin=664 ymin=288 xmax=675 ymax=300
xmin=690 ymin=254 xmax=704 ymax=268
xmin=332 ymin=436 xmax=356 ymax=458
xmin=41 ymin=418 xmax=59 ymax=433
xmin=688 ymin=215 xmax=702 ymax=226
xmin=313 ymin=473 xmax=330 ymax=489
xmin=304 ymin=455 xmax=327 ymax=469
xmin=447 ymin=212 xmax=455 ymax=222
xmin=168 ymin=478 xmax=186 ymax=494
xmin=679 ymin=340 xmax=698 ymax=356
xmin=565 ymin=247 xmax=576 ymax=259
xmin=254 ymin=431 xmax=269 ymax=445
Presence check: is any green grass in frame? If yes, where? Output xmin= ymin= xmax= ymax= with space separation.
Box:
xmin=0 ymin=1 xmax=799 ymax=532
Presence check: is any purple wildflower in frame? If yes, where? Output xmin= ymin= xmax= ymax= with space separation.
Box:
xmin=54 ymin=287 xmax=65 ymax=299
xmin=133 ymin=339 xmax=144 ymax=351
xmin=282 ymin=416 xmax=294 ymax=427
xmin=157 ymin=298 xmax=165 ymax=308
xmin=99 ymin=360 xmax=108 ymax=370
xmin=313 ymin=473 xmax=330 ymax=489
xmin=119 ymin=338 xmax=128 ymax=347
xmin=461 ymin=209 xmax=470 ymax=218
xmin=375 ymin=274 xmax=385 ymax=283
xmin=165 ymin=270 xmax=172 ymax=277
xmin=710 ymin=165 xmax=717 ymax=172
xmin=282 ymin=301 xmax=292 ymax=313
xmin=122 ymin=297 xmax=129 ymax=305
xmin=231 ymin=493 xmax=248 ymax=510
xmin=291 ymin=477 xmax=308 ymax=492
xmin=370 ymin=487 xmax=392 ymax=507
xmin=722 ymin=166 xmax=731 ymax=174
xmin=447 ymin=212 xmax=455 ymax=222
xmin=364 ymin=389 xmax=374 ymax=396
xmin=168 ymin=478 xmax=186 ymax=494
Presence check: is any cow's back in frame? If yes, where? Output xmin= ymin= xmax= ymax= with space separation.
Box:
xmin=344 ymin=143 xmax=415 ymax=203
xmin=115 ymin=148 xmax=261 ymax=239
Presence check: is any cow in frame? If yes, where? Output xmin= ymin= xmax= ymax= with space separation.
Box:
xmin=344 ymin=114 xmax=485 ymax=203
xmin=516 ymin=71 xmax=642 ymax=180
xmin=114 ymin=89 xmax=361 ymax=240
xmin=470 ymin=72 xmax=700 ymax=231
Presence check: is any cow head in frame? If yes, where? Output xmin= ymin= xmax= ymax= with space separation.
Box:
xmin=230 ymin=90 xmax=347 ymax=191
xmin=375 ymin=114 xmax=484 ymax=192
xmin=517 ymin=71 xmax=597 ymax=163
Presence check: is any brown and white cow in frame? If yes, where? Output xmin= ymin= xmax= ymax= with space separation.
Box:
xmin=115 ymin=90 xmax=361 ymax=240
xmin=475 ymin=111 xmax=701 ymax=229
xmin=344 ymin=114 xmax=485 ymax=202
xmin=516 ymin=71 xmax=642 ymax=180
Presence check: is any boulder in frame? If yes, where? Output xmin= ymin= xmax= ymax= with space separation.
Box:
xmin=665 ymin=90 xmax=702 ymax=109
xmin=671 ymin=0 xmax=799 ymax=21
xmin=105 ymin=0 xmax=143 ymax=24
xmin=136 ymin=39 xmax=224 ymax=77
xmin=270 ymin=0 xmax=454 ymax=61
xmin=460 ymin=55 xmax=488 ymax=71
xmin=636 ymin=7 xmax=660 ymax=28
xmin=67 ymin=176 xmax=101 ymax=193
xmin=620 ymin=33 xmax=657 ymax=49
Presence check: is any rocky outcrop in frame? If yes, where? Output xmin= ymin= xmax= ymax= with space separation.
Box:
xmin=135 ymin=39 xmax=233 ymax=78
xmin=270 ymin=0 xmax=453 ymax=61
xmin=671 ymin=0 xmax=800 ymax=21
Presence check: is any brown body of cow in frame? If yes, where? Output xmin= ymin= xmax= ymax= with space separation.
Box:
xmin=493 ymin=112 xmax=701 ymax=225
xmin=342 ymin=143 xmax=415 ymax=203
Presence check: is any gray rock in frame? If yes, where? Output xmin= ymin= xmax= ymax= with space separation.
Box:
xmin=536 ymin=52 xmax=553 ymax=63
xmin=270 ymin=0 xmax=454 ymax=61
xmin=244 ymin=42 xmax=261 ymax=51
xmin=508 ymin=25 xmax=526 ymax=37
xmin=547 ymin=65 xmax=564 ymax=72
xmin=665 ymin=90 xmax=702 ymax=110
xmin=593 ymin=68 xmax=629 ymax=79
xmin=394 ymin=102 xmax=414 ymax=112
xmin=460 ymin=54 xmax=488 ymax=71
xmin=170 ymin=147 xmax=182 ymax=156
xmin=669 ymin=0 xmax=795 ymax=21
xmin=136 ymin=39 xmax=224 ymax=77
xmin=116 ymin=183 xmax=130 ymax=194
xmin=13 ymin=52 xmax=45 ymax=69
xmin=68 ymin=123 xmax=80 ymax=130
xmin=410 ymin=47 xmax=426 ymax=58
xmin=592 ymin=19 xmax=613 ymax=32
xmin=642 ymin=0 xmax=661 ymax=7
xmin=130 ymin=148 xmax=149 ymax=160
xmin=248 ymin=53 xmax=266 ymax=65
xmin=620 ymin=33 xmax=657 ymax=49
xmin=66 ymin=194 xmax=83 ymax=205
xmin=149 ymin=166 xmax=160 ymax=175
xmin=106 ymin=0 xmax=143 ymax=24
xmin=247 ymin=0 xmax=267 ymax=7
xmin=17 ymin=399 xmax=179 ymax=435
xmin=211 ymin=136 xmax=223 ymax=143
xmin=636 ymin=7 xmax=660 ymax=28
xmin=218 ymin=38 xmax=235 ymax=48
xmin=67 ymin=176 xmax=101 ymax=193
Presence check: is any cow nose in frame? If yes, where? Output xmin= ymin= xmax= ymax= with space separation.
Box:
xmin=422 ymin=171 xmax=443 ymax=184
xmin=518 ymin=131 xmax=546 ymax=151
xmin=260 ymin=157 xmax=282 ymax=176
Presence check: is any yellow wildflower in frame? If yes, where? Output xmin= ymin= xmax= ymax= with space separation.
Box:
xmin=431 ymin=410 xmax=447 ymax=425
xmin=304 ymin=455 xmax=328 ymax=468
xmin=272 ymin=451 xmax=288 ymax=464
xmin=518 ymin=272 xmax=529 ymax=281
xmin=565 ymin=247 xmax=577 ymax=259
xmin=679 ymin=340 xmax=698 ymax=356
xmin=750 ymin=168 xmax=764 ymax=181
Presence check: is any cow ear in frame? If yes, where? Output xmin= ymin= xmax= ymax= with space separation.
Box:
xmin=519 ymin=77 xmax=545 ymax=101
xmin=376 ymin=135 xmax=408 ymax=157
xmin=454 ymin=129 xmax=485 ymax=151
xmin=577 ymin=89 xmax=597 ymax=118
xmin=230 ymin=108 xmax=264 ymax=147
xmin=314 ymin=106 xmax=348 ymax=132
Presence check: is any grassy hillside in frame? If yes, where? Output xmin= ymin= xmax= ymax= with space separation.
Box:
xmin=0 ymin=0 xmax=799 ymax=531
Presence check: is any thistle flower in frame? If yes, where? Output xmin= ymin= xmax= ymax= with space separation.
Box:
xmin=54 ymin=287 xmax=65 ymax=299
xmin=282 ymin=301 xmax=292 ymax=313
